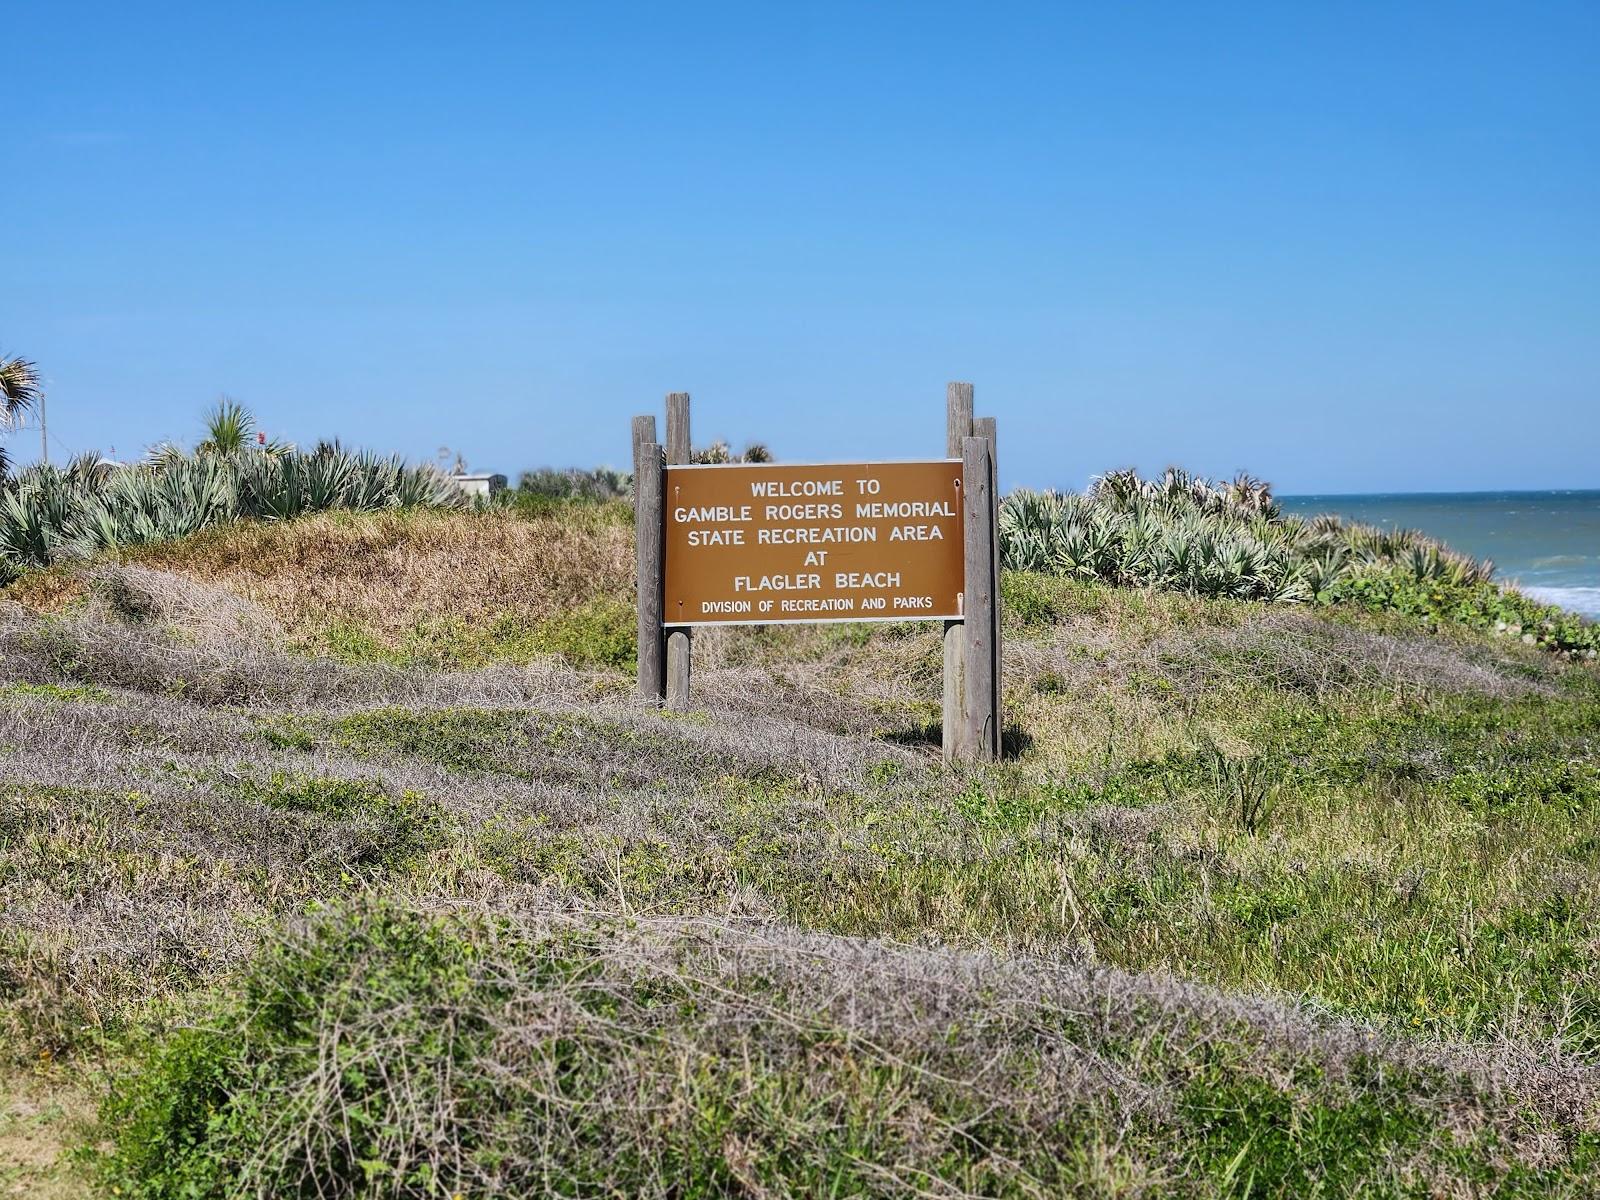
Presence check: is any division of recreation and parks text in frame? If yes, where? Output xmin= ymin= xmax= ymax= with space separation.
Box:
xmin=662 ymin=461 xmax=965 ymax=626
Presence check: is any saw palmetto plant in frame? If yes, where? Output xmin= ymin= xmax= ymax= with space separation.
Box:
xmin=1000 ymin=469 xmax=1491 ymax=603
xmin=194 ymin=398 xmax=292 ymax=457
xmin=0 ymin=410 xmax=459 ymax=580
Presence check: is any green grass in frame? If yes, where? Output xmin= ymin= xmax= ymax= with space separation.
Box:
xmin=245 ymin=684 xmax=1599 ymax=1051
xmin=261 ymin=706 xmax=654 ymax=777
xmin=0 ymin=681 xmax=111 ymax=704
xmin=1000 ymin=567 xmax=1090 ymax=626
xmin=308 ymin=596 xmax=635 ymax=670
xmin=220 ymin=771 xmax=453 ymax=872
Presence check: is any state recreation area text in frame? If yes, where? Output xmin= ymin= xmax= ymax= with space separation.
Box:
xmin=663 ymin=465 xmax=964 ymax=625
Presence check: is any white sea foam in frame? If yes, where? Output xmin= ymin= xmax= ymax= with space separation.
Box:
xmin=1523 ymin=587 xmax=1600 ymax=619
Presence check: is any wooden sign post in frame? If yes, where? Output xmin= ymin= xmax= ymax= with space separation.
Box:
xmin=633 ymin=386 xmax=1000 ymax=761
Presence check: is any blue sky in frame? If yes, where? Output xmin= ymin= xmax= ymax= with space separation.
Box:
xmin=4 ymin=1 xmax=1595 ymax=493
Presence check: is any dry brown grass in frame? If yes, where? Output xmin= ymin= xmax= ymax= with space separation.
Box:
xmin=0 ymin=568 xmax=84 ymax=615
xmin=0 ymin=1070 xmax=90 ymax=1199
xmin=0 ymin=589 xmax=591 ymax=710
xmin=3 ymin=507 xmax=636 ymax=657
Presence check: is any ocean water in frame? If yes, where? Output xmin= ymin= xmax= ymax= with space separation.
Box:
xmin=1278 ymin=491 xmax=1600 ymax=619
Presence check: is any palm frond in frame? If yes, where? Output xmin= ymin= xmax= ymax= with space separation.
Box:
xmin=0 ymin=355 xmax=42 ymax=421
xmin=1000 ymin=467 xmax=1498 ymax=605
xmin=0 ymin=438 xmax=459 ymax=576
xmin=196 ymin=398 xmax=256 ymax=456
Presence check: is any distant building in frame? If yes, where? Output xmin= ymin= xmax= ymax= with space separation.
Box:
xmin=453 ymin=472 xmax=507 ymax=499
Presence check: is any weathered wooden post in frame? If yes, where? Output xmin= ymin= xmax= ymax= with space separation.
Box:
xmin=664 ymin=393 xmax=693 ymax=709
xmin=974 ymin=414 xmax=1002 ymax=751
xmin=943 ymin=383 xmax=973 ymax=760
xmin=633 ymin=415 xmax=665 ymax=703
xmin=961 ymin=433 xmax=998 ymax=758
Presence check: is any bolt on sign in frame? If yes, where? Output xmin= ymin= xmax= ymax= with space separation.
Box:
xmin=663 ymin=461 xmax=964 ymax=626
xmin=633 ymin=385 xmax=1000 ymax=762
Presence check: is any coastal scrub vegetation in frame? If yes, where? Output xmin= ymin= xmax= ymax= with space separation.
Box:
xmin=506 ymin=438 xmax=767 ymax=514
xmin=3 ymin=417 xmax=1594 ymax=659
xmin=91 ymin=900 xmax=1598 ymax=1198
xmin=0 ymin=440 xmax=459 ymax=583
xmin=1 ymin=438 xmax=1598 ymax=1192
xmin=1 ymin=530 xmax=1597 ymax=1194
xmin=513 ymin=465 xmax=631 ymax=507
xmin=1000 ymin=468 xmax=1488 ymax=599
xmin=1003 ymin=468 xmax=1600 ymax=658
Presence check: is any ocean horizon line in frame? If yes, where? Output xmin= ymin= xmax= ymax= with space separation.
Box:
xmin=1280 ymin=487 xmax=1600 ymax=501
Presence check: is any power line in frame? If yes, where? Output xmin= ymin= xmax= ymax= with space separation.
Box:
xmin=2 ymin=411 xmax=78 ymax=465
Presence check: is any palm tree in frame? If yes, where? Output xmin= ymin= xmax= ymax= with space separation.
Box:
xmin=196 ymin=398 xmax=253 ymax=455
xmin=691 ymin=439 xmax=775 ymax=464
xmin=0 ymin=354 xmax=42 ymax=477
xmin=195 ymin=398 xmax=287 ymax=456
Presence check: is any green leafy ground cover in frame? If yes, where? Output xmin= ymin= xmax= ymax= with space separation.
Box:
xmin=0 ymin=508 xmax=1597 ymax=1196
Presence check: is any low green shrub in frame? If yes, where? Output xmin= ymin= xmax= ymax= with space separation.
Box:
xmin=1319 ymin=568 xmax=1600 ymax=659
xmin=93 ymin=901 xmax=1591 ymax=1199
xmin=999 ymin=569 xmax=1079 ymax=626
xmin=0 ymin=680 xmax=110 ymax=703
xmin=999 ymin=468 xmax=1597 ymax=656
xmin=522 ymin=596 xmax=635 ymax=670
xmin=224 ymin=771 xmax=452 ymax=871
xmin=513 ymin=465 xmax=630 ymax=504
xmin=310 ymin=620 xmax=406 ymax=665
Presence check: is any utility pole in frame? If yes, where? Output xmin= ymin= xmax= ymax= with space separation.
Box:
xmin=39 ymin=392 xmax=47 ymax=465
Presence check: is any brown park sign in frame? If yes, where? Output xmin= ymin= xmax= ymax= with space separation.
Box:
xmin=634 ymin=385 xmax=998 ymax=761
xmin=663 ymin=460 xmax=964 ymax=626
